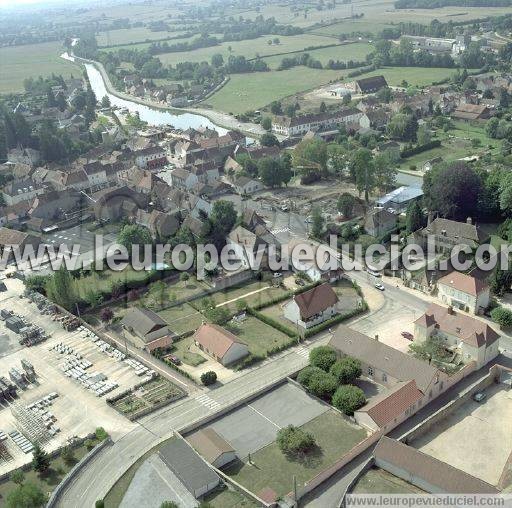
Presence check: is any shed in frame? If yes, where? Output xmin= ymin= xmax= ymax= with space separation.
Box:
xmin=188 ymin=428 xmax=237 ymax=468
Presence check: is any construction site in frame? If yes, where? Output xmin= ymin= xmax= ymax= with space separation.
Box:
xmin=0 ymin=277 xmax=174 ymax=475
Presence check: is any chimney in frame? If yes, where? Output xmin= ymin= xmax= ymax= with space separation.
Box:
xmin=466 ymin=217 xmax=472 ymax=225
xmin=427 ymin=211 xmax=433 ymax=226
xmin=374 ymin=334 xmax=379 ymax=341
xmin=447 ymin=306 xmax=454 ymax=315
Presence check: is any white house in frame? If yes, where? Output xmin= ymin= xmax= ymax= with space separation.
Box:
xmin=437 ymin=271 xmax=490 ymax=314
xmin=135 ymin=146 xmax=168 ymax=169
xmin=232 ymin=176 xmax=263 ymax=195
xmin=414 ymin=303 xmax=500 ymax=369
xmin=170 ymin=168 xmax=199 ymax=191
xmin=283 ymin=283 xmax=339 ymax=329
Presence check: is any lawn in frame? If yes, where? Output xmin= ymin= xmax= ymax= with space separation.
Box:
xmin=262 ymin=42 xmax=373 ymax=70
xmin=157 ymin=33 xmax=337 ymax=67
xmin=197 ymin=280 xmax=289 ymax=316
xmin=170 ymin=335 xmax=206 ymax=366
xmin=224 ymin=410 xmax=367 ymax=498
xmin=157 ymin=302 xmax=204 ymax=335
xmin=352 ymin=467 xmax=424 ymax=494
xmin=203 ymin=67 xmax=343 ymax=114
xmin=230 ymin=315 xmax=294 ymax=357
xmin=0 ymin=41 xmax=81 ymax=93
xmin=259 ymin=302 xmax=297 ymax=335
xmin=0 ymin=438 xmax=100 ymax=503
xmin=97 ymin=27 xmax=193 ymax=48
xmin=203 ymin=485 xmax=259 ymax=508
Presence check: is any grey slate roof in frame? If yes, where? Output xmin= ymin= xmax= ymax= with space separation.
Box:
xmin=158 ymin=437 xmax=219 ymax=496
xmin=121 ymin=307 xmax=167 ymax=340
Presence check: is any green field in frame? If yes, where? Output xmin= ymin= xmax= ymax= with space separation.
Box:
xmin=225 ymin=410 xmax=367 ymax=497
xmin=97 ymin=27 xmax=193 ymax=47
xmin=353 ymin=467 xmax=424 ymax=494
xmin=262 ymin=42 xmax=373 ymax=70
xmin=203 ymin=66 xmax=342 ymax=114
xmin=157 ymin=33 xmax=337 ymax=67
xmin=0 ymin=41 xmax=80 ymax=93
xmin=157 ymin=302 xmax=204 ymax=335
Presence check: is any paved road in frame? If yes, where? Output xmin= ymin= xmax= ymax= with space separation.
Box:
xmin=57 ymin=335 xmax=332 ymax=507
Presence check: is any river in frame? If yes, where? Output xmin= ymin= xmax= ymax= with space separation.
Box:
xmin=63 ymin=52 xmax=227 ymax=132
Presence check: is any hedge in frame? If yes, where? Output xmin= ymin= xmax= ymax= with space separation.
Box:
xmin=303 ymin=304 xmax=368 ymax=338
xmin=246 ymin=307 xmax=298 ymax=338
xmin=400 ymin=140 xmax=441 ymax=158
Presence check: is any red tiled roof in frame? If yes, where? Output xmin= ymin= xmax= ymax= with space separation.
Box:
xmin=193 ymin=323 xmax=247 ymax=360
xmin=293 ymin=283 xmax=338 ymax=320
xmin=438 ymin=271 xmax=488 ymax=296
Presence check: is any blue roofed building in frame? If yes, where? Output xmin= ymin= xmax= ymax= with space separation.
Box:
xmin=376 ymin=186 xmax=423 ymax=213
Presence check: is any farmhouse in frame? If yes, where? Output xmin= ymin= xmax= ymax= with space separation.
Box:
xmin=437 ymin=271 xmax=490 ymax=314
xmin=193 ymin=323 xmax=249 ymax=366
xmin=354 ymin=75 xmax=388 ymax=94
xmin=414 ymin=303 xmax=500 ymax=369
xmin=283 ymin=283 xmax=338 ymax=330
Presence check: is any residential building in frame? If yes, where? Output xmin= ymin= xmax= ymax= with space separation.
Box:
xmin=227 ymin=225 xmax=279 ymax=269
xmin=121 ymin=307 xmax=174 ymax=352
xmin=0 ymin=228 xmax=41 ymax=262
xmin=437 ymin=271 xmax=490 ymax=314
xmin=2 ymin=180 xmax=44 ymax=206
xmin=288 ymin=239 xmax=342 ymax=282
xmin=232 ymin=176 xmax=264 ymax=195
xmin=135 ymin=209 xmax=179 ymax=239
xmin=187 ymin=428 xmax=237 ymax=468
xmin=373 ymin=437 xmax=499 ymax=494
xmin=135 ymin=146 xmax=168 ymax=169
xmin=170 ymin=168 xmax=199 ymax=191
xmin=7 ymin=148 xmax=41 ymax=166
xmin=452 ymin=103 xmax=492 ymax=121
xmin=193 ymin=323 xmax=249 ymax=366
xmin=272 ymin=108 xmax=369 ymax=137
xmin=283 ymin=283 xmax=339 ymax=330
xmin=414 ymin=303 xmax=500 ymax=368
xmin=92 ymin=186 xmax=147 ymax=222
xmin=364 ymin=209 xmax=396 ymax=238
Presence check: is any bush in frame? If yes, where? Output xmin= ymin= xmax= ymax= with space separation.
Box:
xmin=332 ymin=385 xmax=366 ymax=415
xmin=95 ymin=427 xmax=109 ymax=441
xmin=276 ymin=425 xmax=316 ymax=456
xmin=308 ymin=370 xmax=338 ymax=399
xmin=201 ymin=371 xmax=217 ymax=386
xmin=491 ymin=306 xmax=512 ymax=328
xmin=400 ymin=140 xmax=441 ymax=158
xmin=309 ymin=346 xmax=337 ymax=372
xmin=297 ymin=365 xmax=325 ymax=386
xmin=329 ymin=357 xmax=362 ymax=385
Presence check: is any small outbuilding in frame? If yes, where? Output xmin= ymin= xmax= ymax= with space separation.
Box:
xmin=188 ymin=428 xmax=237 ymax=468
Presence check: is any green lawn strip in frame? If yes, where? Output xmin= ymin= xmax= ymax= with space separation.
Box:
xmin=259 ymin=302 xmax=299 ymax=334
xmin=230 ymin=315 xmax=295 ymax=357
xmin=0 ymin=439 xmax=99 ymax=503
xmin=203 ymin=485 xmax=259 ymax=508
xmin=73 ymin=268 xmax=150 ymax=299
xmin=157 ymin=303 xmax=204 ymax=335
xmin=352 ymin=467 xmax=424 ymax=494
xmin=225 ymin=410 xmax=366 ymax=498
xmin=171 ymin=336 xmax=206 ymax=366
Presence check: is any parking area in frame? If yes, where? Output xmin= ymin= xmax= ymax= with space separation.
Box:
xmin=186 ymin=382 xmax=329 ymax=459
xmin=412 ymin=383 xmax=512 ymax=486
xmin=41 ymin=224 xmax=118 ymax=252
xmin=0 ymin=278 xmax=143 ymax=474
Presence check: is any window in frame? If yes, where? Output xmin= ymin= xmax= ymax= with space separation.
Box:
xmin=382 ymin=373 xmax=387 ymax=382
xmin=368 ymin=367 xmax=374 ymax=376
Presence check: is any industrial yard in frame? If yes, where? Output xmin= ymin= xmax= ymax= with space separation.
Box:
xmin=0 ymin=277 xmax=178 ymax=475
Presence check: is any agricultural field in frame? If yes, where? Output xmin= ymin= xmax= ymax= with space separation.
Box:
xmin=96 ymin=27 xmax=193 ymax=48
xmin=262 ymin=42 xmax=373 ymax=70
xmin=0 ymin=41 xmax=80 ymax=94
xmin=156 ymin=33 xmax=338 ymax=67
xmin=203 ymin=66 xmax=343 ymax=114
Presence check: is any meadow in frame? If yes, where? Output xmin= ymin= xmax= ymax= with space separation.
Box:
xmin=0 ymin=41 xmax=80 ymax=93
xmin=97 ymin=28 xmax=194 ymax=48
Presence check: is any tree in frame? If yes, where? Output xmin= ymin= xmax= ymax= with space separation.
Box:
xmin=150 ymin=280 xmax=169 ymax=309
xmin=100 ymin=307 xmax=114 ymax=323
xmin=201 ymin=370 xmax=217 ymax=385
xmin=180 ymin=272 xmax=190 ymax=284
xmin=45 ymin=266 xmax=76 ymax=311
xmin=260 ymin=132 xmax=279 ymax=146
xmin=100 ymin=95 xmax=111 ymax=108
xmin=211 ymin=53 xmax=224 ymax=68
xmin=486 ymin=117 xmax=499 ymax=139
xmin=7 ymin=482 xmax=46 ymax=508
xmin=489 ymin=270 xmax=512 ymax=297
xmin=350 ymin=148 xmax=375 ymax=202
xmin=332 ymin=385 xmax=366 ymax=415
xmin=61 ymin=445 xmax=75 ymax=465
xmin=117 ymin=224 xmax=152 ymax=251
xmin=310 ymin=206 xmax=324 ymax=238
xmin=292 ymin=138 xmax=328 ymax=176
xmin=329 ymin=357 xmax=362 ymax=385
xmin=95 ymin=502 xmax=105 ymax=508
xmin=208 ymin=200 xmax=237 ymax=249
xmin=270 ymin=101 xmax=283 ymax=115
xmin=276 ymin=425 xmax=316 ymax=456
xmin=423 ymin=162 xmax=483 ymax=221
xmin=416 ymin=124 xmax=431 ymax=146
xmin=32 ymin=443 xmax=50 ymax=474
xmin=95 ymin=427 xmax=108 ymax=441
xmin=258 ymin=157 xmax=290 ymax=188
xmin=297 ymin=366 xmax=337 ymax=399
xmin=160 ymin=503 xmax=179 ymax=508
xmin=337 ymin=193 xmax=356 ymax=219
xmin=319 ymin=101 xmax=327 ymax=113
xmin=309 ymin=346 xmax=337 ymax=371
xmin=387 ymin=113 xmax=418 ymax=142
xmin=261 ymin=116 xmax=272 ymax=131
xmin=10 ymin=469 xmax=25 ymax=485
xmin=500 ymin=171 xmax=512 ymax=213
xmin=491 ymin=306 xmax=512 ymax=328
xmin=373 ymin=152 xmax=397 ymax=192
xmin=406 ymin=200 xmax=425 ymax=234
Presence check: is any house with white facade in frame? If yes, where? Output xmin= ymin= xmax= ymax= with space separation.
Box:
xmin=135 ymin=146 xmax=167 ymax=169
xmin=232 ymin=176 xmax=263 ymax=195
xmin=283 ymin=283 xmax=339 ymax=330
xmin=170 ymin=168 xmax=199 ymax=191
xmin=414 ymin=303 xmax=500 ymax=369
xmin=437 ymin=271 xmax=490 ymax=314
xmin=193 ymin=323 xmax=249 ymax=366
xmin=272 ymin=108 xmax=369 ymax=137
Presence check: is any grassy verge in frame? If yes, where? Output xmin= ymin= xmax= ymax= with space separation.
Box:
xmin=352 ymin=467 xmax=425 ymax=494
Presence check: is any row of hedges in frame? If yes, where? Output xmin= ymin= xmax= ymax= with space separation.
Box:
xmin=303 ymin=303 xmax=368 ymax=338
xmin=400 ymin=140 xmax=442 ymax=158
xmin=246 ymin=307 xmax=298 ymax=338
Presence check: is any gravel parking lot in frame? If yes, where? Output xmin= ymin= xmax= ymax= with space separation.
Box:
xmin=413 ymin=383 xmax=512 ymax=486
